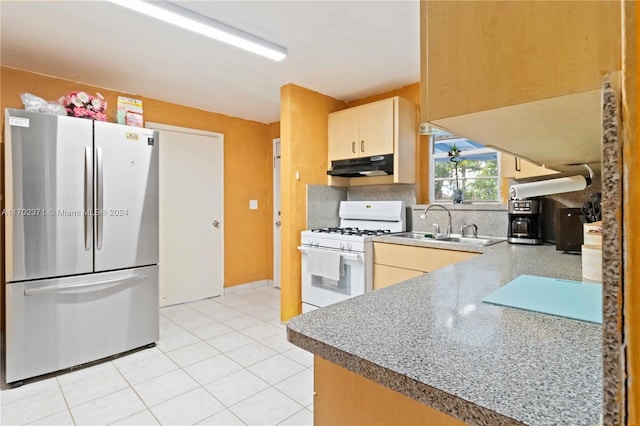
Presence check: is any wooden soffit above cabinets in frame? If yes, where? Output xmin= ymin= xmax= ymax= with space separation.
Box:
xmin=429 ymin=89 xmax=602 ymax=171
xmin=420 ymin=1 xmax=622 ymax=171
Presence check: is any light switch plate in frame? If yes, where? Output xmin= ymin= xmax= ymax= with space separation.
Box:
xmin=249 ymin=200 xmax=258 ymax=210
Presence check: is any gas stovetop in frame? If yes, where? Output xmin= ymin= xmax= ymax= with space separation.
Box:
xmin=310 ymin=227 xmax=392 ymax=237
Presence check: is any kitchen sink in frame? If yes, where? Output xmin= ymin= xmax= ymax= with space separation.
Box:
xmin=390 ymin=232 xmax=505 ymax=247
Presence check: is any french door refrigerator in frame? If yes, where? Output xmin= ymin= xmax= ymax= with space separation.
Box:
xmin=4 ymin=109 xmax=159 ymax=384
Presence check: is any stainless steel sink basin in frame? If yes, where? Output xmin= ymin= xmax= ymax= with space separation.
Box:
xmin=390 ymin=232 xmax=505 ymax=247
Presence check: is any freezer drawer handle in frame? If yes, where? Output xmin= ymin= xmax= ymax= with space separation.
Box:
xmin=24 ymin=274 xmax=150 ymax=296
xmin=96 ymin=147 xmax=104 ymax=249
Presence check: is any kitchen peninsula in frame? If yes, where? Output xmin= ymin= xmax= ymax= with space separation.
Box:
xmin=287 ymin=240 xmax=601 ymax=425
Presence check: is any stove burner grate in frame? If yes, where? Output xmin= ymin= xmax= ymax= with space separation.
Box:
xmin=310 ymin=227 xmax=392 ymax=236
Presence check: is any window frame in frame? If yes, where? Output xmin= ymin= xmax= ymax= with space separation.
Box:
xmin=428 ymin=136 xmax=502 ymax=204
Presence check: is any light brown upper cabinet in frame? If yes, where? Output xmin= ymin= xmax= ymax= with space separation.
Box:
xmin=421 ymin=1 xmax=621 ymax=170
xmin=329 ymin=98 xmax=394 ymax=161
xmin=328 ymin=96 xmax=416 ymax=184
xmin=500 ymin=153 xmax=559 ymax=180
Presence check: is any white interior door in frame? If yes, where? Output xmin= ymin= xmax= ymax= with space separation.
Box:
xmin=273 ymin=138 xmax=281 ymax=288
xmin=148 ymin=123 xmax=224 ymax=306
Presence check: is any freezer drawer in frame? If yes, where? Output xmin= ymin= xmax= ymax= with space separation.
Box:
xmin=5 ymin=266 xmax=159 ymax=383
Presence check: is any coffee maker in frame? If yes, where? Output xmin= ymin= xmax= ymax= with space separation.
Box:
xmin=507 ymin=199 xmax=543 ymax=245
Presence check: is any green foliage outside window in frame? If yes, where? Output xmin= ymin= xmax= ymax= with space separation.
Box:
xmin=433 ymin=157 xmax=498 ymax=202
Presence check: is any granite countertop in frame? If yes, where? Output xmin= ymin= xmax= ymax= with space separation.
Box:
xmin=286 ymin=242 xmax=602 ymax=426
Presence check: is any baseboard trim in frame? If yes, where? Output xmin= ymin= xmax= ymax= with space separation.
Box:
xmin=224 ymin=279 xmax=274 ymax=294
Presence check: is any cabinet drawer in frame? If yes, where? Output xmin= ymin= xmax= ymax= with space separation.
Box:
xmin=373 ymin=242 xmax=477 ymax=272
xmin=373 ymin=264 xmax=424 ymax=290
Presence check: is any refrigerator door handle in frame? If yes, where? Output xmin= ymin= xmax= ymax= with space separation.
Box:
xmin=24 ymin=274 xmax=150 ymax=296
xmin=84 ymin=147 xmax=93 ymax=250
xmin=96 ymin=147 xmax=104 ymax=249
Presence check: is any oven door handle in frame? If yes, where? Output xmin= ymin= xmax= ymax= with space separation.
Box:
xmin=297 ymin=246 xmax=363 ymax=262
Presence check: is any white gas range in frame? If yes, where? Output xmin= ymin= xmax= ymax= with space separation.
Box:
xmin=299 ymin=201 xmax=406 ymax=311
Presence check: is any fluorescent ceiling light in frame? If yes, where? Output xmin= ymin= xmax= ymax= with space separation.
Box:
xmin=108 ymin=0 xmax=287 ymax=61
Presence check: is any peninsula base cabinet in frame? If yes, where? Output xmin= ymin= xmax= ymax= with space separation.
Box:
xmin=373 ymin=242 xmax=478 ymax=290
xmin=314 ymin=356 xmax=466 ymax=425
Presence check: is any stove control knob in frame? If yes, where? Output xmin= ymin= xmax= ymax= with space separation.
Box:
xmin=346 ymin=243 xmax=352 ymax=251
xmin=339 ymin=242 xmax=344 ymax=250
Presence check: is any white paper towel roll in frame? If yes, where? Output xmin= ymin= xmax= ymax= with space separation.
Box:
xmin=509 ymin=175 xmax=588 ymax=199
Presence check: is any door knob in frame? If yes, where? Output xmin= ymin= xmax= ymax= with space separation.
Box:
xmin=212 ymin=220 xmax=220 ymax=228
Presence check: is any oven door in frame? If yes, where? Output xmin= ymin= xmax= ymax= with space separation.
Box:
xmin=299 ymin=246 xmax=366 ymax=308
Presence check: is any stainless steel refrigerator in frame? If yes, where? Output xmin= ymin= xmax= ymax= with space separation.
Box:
xmin=4 ymin=109 xmax=159 ymax=384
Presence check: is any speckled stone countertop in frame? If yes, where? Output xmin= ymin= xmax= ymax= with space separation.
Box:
xmin=287 ymin=243 xmax=602 ymax=426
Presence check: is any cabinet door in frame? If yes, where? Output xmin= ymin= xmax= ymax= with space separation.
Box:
xmin=373 ymin=264 xmax=423 ymax=290
xmin=314 ymin=357 xmax=466 ymax=426
xmin=328 ymin=108 xmax=359 ymax=162
xmin=358 ymin=98 xmax=394 ymax=157
xmin=501 ymin=153 xmax=558 ymax=179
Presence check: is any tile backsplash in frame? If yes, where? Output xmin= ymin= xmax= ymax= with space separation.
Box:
xmin=307 ymin=176 xmax=599 ymax=241
xmin=306 ymin=184 xmax=416 ymax=230
xmin=411 ymin=203 xmax=508 ymax=238
xmin=306 ymin=185 xmax=347 ymax=229
xmin=347 ymin=184 xmax=417 ymax=205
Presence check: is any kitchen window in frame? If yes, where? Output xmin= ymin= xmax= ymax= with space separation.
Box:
xmin=430 ymin=130 xmax=501 ymax=203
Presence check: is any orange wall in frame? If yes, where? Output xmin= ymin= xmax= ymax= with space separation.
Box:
xmin=347 ymin=82 xmax=421 ymax=107
xmin=348 ymin=83 xmax=428 ymax=203
xmin=0 ymin=66 xmax=274 ymax=288
xmin=280 ymin=84 xmax=345 ymax=321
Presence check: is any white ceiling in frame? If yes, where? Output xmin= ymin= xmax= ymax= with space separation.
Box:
xmin=1 ymin=0 xmax=420 ymax=124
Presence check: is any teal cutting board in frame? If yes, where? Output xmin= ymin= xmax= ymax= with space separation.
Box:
xmin=482 ymin=275 xmax=602 ymax=324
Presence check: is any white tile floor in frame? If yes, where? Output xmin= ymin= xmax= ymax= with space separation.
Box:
xmin=1 ymin=285 xmax=314 ymax=426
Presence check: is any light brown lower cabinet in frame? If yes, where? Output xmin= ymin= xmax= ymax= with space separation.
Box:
xmin=314 ymin=356 xmax=466 ymax=425
xmin=373 ymin=264 xmax=424 ymax=290
xmin=373 ymin=242 xmax=478 ymax=289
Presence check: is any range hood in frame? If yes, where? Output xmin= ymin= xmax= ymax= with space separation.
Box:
xmin=327 ymin=154 xmax=394 ymax=178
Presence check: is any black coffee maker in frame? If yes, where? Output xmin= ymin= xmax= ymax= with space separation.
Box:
xmin=507 ymin=199 xmax=543 ymax=245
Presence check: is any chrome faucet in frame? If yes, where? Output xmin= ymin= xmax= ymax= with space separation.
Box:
xmin=460 ymin=223 xmax=478 ymax=238
xmin=420 ymin=204 xmax=453 ymax=238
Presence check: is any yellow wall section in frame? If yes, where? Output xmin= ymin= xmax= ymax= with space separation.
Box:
xmin=0 ymin=66 xmax=274 ymax=288
xmin=280 ymin=84 xmax=345 ymax=321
